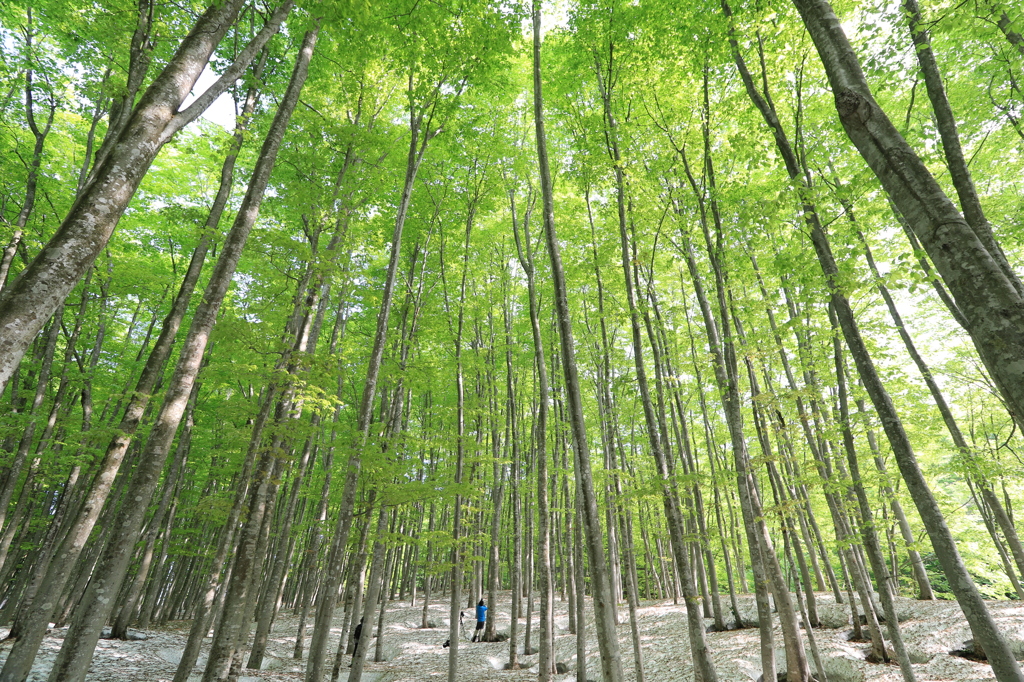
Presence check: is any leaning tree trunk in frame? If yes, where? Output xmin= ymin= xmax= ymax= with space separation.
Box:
xmin=110 ymin=407 xmax=189 ymax=640
xmin=852 ymin=219 xmax=1024 ymax=590
xmin=790 ymin=0 xmax=1024 ymax=437
xmin=1 ymin=45 xmax=265 ymax=671
xmin=829 ymin=307 xmax=916 ymax=682
xmin=304 ymin=70 xmax=438 ymax=682
xmin=901 ymin=0 xmax=1022 ymax=302
xmin=0 ymin=307 xmax=61 ymax=544
xmin=0 ymin=0 xmax=293 ymax=396
xmin=200 ymin=451 xmax=283 ymax=682
xmin=171 ymin=385 xmax=275 ymax=682
xmin=36 ymin=26 xmax=313 ymax=682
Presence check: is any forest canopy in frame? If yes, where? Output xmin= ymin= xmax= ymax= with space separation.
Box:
xmin=0 ymin=0 xmax=1023 ymax=681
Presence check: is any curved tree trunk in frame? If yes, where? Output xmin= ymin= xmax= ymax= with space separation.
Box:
xmin=0 ymin=37 xmax=56 ymax=294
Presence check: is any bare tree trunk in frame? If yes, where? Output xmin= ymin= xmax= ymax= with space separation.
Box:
xmin=374 ymin=540 xmax=398 ymax=662
xmin=532 ymin=5 xmax=622 ymax=679
xmin=36 ymin=26 xmax=312 ymax=682
xmin=791 ymin=0 xmax=1024 ymax=440
xmin=483 ymin=447 xmax=505 ymax=642
xmin=504 ymin=295 xmax=522 ymax=670
xmin=618 ymin=501 xmax=645 ymax=682
xmin=0 ymin=0 xmax=292 ymax=395
xmin=438 ymin=165 xmax=476 ymax=682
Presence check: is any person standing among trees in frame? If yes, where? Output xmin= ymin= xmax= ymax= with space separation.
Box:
xmin=351 ymin=617 xmax=364 ymax=666
xmin=472 ymin=599 xmax=487 ymax=642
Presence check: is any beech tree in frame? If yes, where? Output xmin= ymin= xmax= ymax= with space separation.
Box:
xmin=0 ymin=2 xmax=1023 ymax=682
xmin=0 ymin=0 xmax=293 ymax=395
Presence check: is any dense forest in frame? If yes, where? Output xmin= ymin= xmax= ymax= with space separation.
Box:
xmin=0 ymin=0 xmax=1023 ymax=681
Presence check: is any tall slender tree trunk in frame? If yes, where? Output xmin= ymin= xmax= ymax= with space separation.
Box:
xmin=0 ymin=0 xmax=292 ymax=395
xmin=674 ymin=69 xmax=808 ymax=679
xmin=829 ymin=307 xmax=916 ymax=682
xmin=504 ymin=291 xmax=522 ymax=670
xmin=304 ymin=69 xmax=439 ymax=682
xmin=37 ymin=26 xmax=313 ymax=682
xmin=510 ymin=166 xmax=553 ymax=678
xmin=444 ymin=176 xmax=475 ymax=681
xmin=597 ymin=60 xmax=717 ymax=677
xmin=532 ymin=6 xmax=622 ymax=679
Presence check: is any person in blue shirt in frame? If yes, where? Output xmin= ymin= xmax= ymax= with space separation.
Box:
xmin=471 ymin=599 xmax=487 ymax=642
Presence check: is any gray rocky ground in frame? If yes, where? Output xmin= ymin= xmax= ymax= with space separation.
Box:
xmin=2 ymin=591 xmax=1023 ymax=681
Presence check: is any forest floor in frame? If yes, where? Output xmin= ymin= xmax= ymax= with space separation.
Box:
xmin=2 ymin=590 xmax=1024 ymax=681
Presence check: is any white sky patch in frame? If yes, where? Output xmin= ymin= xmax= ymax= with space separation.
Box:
xmin=521 ymin=0 xmax=570 ymax=39
xmin=181 ymin=64 xmax=237 ymax=130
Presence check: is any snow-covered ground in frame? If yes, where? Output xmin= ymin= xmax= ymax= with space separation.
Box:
xmin=2 ymin=591 xmax=1023 ymax=681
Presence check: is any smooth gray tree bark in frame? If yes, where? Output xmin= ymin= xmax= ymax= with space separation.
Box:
xmin=0 ymin=0 xmax=293 ymax=396
xmin=39 ymin=23 xmax=311 ymax=682
xmin=532 ymin=4 xmax=623 ymax=679
xmin=790 ymin=0 xmax=1024 ymax=436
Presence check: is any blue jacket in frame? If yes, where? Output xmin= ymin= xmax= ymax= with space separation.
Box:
xmin=476 ymin=604 xmax=487 ymax=622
